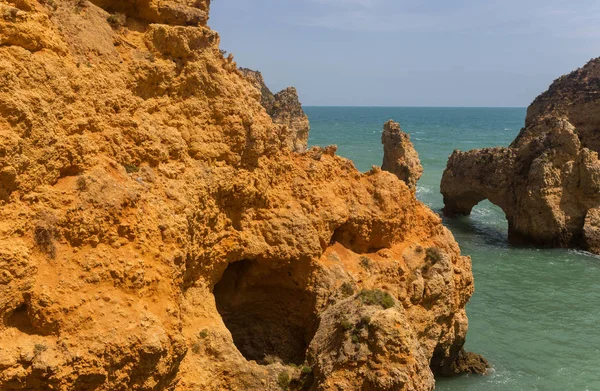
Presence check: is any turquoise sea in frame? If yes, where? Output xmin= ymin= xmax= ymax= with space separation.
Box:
xmin=306 ymin=107 xmax=600 ymax=391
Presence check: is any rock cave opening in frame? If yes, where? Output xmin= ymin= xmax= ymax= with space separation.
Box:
xmin=4 ymin=304 xmax=35 ymax=334
xmin=213 ymin=258 xmax=319 ymax=365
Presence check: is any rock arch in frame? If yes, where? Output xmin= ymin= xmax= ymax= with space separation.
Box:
xmin=441 ymin=117 xmax=600 ymax=250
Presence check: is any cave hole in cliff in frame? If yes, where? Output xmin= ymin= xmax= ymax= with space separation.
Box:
xmin=4 ymin=304 xmax=35 ymax=334
xmin=213 ymin=258 xmax=319 ymax=365
xmin=330 ymin=222 xmax=388 ymax=253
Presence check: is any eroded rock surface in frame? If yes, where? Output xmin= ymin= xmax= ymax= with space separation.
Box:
xmin=442 ymin=58 xmax=600 ymax=251
xmin=240 ymin=68 xmax=310 ymax=152
xmin=382 ymin=120 xmax=423 ymax=191
xmin=0 ymin=0 xmax=483 ymax=389
xmin=583 ymin=207 xmax=600 ymax=254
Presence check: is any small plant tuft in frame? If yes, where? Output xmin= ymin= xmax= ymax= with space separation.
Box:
xmin=415 ymin=245 xmax=424 ymax=254
xmin=34 ymin=344 xmax=47 ymax=356
xmin=34 ymin=215 xmax=57 ymax=259
xmin=340 ymin=282 xmax=354 ymax=297
xmin=349 ymin=316 xmax=371 ymax=344
xmin=264 ymin=354 xmax=283 ymax=365
xmin=301 ymin=365 xmax=312 ymax=375
xmin=191 ymin=341 xmax=201 ymax=354
xmin=425 ymin=247 xmax=443 ymax=264
xmin=359 ymin=255 xmax=373 ymax=270
xmin=46 ymin=0 xmax=58 ymax=10
xmin=199 ymin=328 xmax=209 ymax=339
xmin=4 ymin=7 xmax=19 ymax=21
xmin=107 ymin=12 xmax=126 ymax=27
xmin=277 ymin=371 xmax=290 ymax=390
xmin=76 ymin=176 xmax=88 ymax=191
xmin=123 ymin=164 xmax=139 ymax=174
xmin=339 ymin=315 xmax=353 ymax=331
xmin=328 ymin=251 xmax=340 ymax=262
xmin=358 ymin=289 xmax=395 ymax=309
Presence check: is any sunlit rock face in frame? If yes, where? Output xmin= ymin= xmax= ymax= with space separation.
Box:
xmin=442 ymin=58 xmax=600 ymax=252
xmin=381 ymin=120 xmax=423 ymax=191
xmin=0 ymin=0 xmax=482 ymax=389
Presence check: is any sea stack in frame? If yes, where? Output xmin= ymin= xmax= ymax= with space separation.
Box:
xmin=0 ymin=0 xmax=484 ymax=389
xmin=240 ymin=68 xmax=310 ymax=153
xmin=441 ymin=57 xmax=600 ymax=252
xmin=382 ymin=120 xmax=423 ymax=191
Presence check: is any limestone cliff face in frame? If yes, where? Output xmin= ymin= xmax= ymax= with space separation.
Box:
xmin=0 ymin=1 xmax=482 ymax=390
xmin=442 ymin=58 xmax=600 ymax=251
xmin=240 ymin=68 xmax=310 ymax=152
xmin=381 ymin=120 xmax=423 ymax=191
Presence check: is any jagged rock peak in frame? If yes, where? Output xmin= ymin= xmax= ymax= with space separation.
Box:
xmin=517 ymin=56 xmax=600 ymax=151
xmin=381 ymin=120 xmax=423 ymax=191
xmin=240 ymin=68 xmax=310 ymax=152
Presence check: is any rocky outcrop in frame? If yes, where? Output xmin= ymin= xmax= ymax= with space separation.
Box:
xmin=240 ymin=68 xmax=310 ymax=152
xmin=382 ymin=120 xmax=423 ymax=191
xmin=583 ymin=207 xmax=600 ymax=253
xmin=442 ymin=58 xmax=600 ymax=251
xmin=0 ymin=1 xmax=483 ymax=390
xmin=88 ymin=0 xmax=210 ymax=26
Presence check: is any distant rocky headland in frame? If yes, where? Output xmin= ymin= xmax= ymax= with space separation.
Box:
xmin=240 ymin=68 xmax=310 ymax=153
xmin=0 ymin=0 xmax=485 ymax=389
xmin=442 ymin=57 xmax=600 ymax=254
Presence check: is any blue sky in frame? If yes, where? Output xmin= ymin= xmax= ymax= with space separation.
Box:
xmin=210 ymin=0 xmax=600 ymax=107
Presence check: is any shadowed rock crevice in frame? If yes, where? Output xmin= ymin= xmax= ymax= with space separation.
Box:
xmin=4 ymin=304 xmax=35 ymax=334
xmin=330 ymin=222 xmax=391 ymax=254
xmin=431 ymin=345 xmax=489 ymax=377
xmin=213 ymin=259 xmax=319 ymax=365
xmin=3 ymin=302 xmax=52 ymax=336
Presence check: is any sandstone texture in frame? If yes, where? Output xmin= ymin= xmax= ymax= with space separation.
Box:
xmin=0 ymin=0 xmax=484 ymax=389
xmin=240 ymin=68 xmax=309 ymax=153
xmin=442 ymin=58 xmax=600 ymax=252
xmin=381 ymin=120 xmax=423 ymax=191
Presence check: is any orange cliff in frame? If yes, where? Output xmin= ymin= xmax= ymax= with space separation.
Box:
xmin=0 ymin=0 xmax=485 ymax=389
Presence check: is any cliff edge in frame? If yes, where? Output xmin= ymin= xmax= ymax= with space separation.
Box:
xmin=441 ymin=57 xmax=600 ymax=252
xmin=0 ymin=0 xmax=483 ymax=389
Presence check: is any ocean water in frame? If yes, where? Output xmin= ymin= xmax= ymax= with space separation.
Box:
xmin=306 ymin=107 xmax=600 ymax=391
